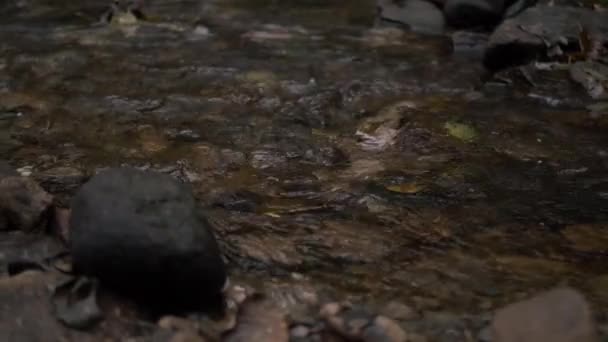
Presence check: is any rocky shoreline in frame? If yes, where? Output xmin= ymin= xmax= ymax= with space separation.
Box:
xmin=1 ymin=0 xmax=608 ymax=341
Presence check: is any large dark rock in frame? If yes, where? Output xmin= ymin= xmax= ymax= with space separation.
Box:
xmin=443 ymin=0 xmax=505 ymax=29
xmin=69 ymin=167 xmax=226 ymax=311
xmin=484 ymin=5 xmax=608 ymax=70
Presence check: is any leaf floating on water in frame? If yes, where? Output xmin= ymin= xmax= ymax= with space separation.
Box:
xmin=444 ymin=122 xmax=477 ymax=142
xmin=386 ymin=182 xmax=425 ymax=194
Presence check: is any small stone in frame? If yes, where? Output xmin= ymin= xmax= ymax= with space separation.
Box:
xmin=193 ymin=25 xmax=210 ymax=36
xmin=362 ymin=316 xmax=408 ymax=342
xmin=290 ymin=325 xmax=310 ymax=338
xmin=320 ymin=303 xmax=342 ymax=318
xmin=491 ymin=287 xmax=599 ymax=342
xmin=226 ymin=285 xmax=251 ymax=305
xmin=0 ymin=272 xmax=68 ymax=340
xmin=324 ymin=306 xmax=374 ymax=340
xmin=224 ymin=297 xmax=289 ymax=342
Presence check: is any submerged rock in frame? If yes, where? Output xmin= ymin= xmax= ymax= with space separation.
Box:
xmin=69 ymin=167 xmax=226 ymax=311
xmin=491 ymin=287 xmax=599 ymax=342
xmin=0 ymin=175 xmax=53 ymax=232
xmin=0 ymin=271 xmax=72 ymax=341
xmin=484 ymin=5 xmax=608 ymax=70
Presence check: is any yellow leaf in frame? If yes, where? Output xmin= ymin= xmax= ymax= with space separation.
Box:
xmin=444 ymin=122 xmax=477 ymax=142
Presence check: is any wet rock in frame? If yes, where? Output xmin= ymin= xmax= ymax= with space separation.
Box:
xmin=224 ymin=296 xmax=289 ymax=342
xmin=100 ymin=0 xmax=146 ymax=24
xmin=376 ymin=0 xmax=446 ymax=36
xmin=443 ymin=0 xmax=504 ymax=29
xmin=484 ymin=6 xmax=608 ymax=70
xmin=322 ymin=304 xmax=374 ymax=339
xmin=320 ymin=303 xmax=407 ymax=342
xmin=491 ymin=287 xmax=599 ymax=342
xmin=362 ymin=316 xmax=408 ymax=342
xmin=0 ymin=175 xmax=53 ymax=232
xmin=0 ymin=271 xmax=76 ymax=341
xmin=69 ymin=167 xmax=226 ymax=310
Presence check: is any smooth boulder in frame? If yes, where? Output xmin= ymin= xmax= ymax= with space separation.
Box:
xmin=0 ymin=169 xmax=53 ymax=232
xmin=69 ymin=167 xmax=226 ymax=310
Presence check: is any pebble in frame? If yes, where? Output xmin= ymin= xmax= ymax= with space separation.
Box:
xmin=362 ymin=316 xmax=408 ymax=342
